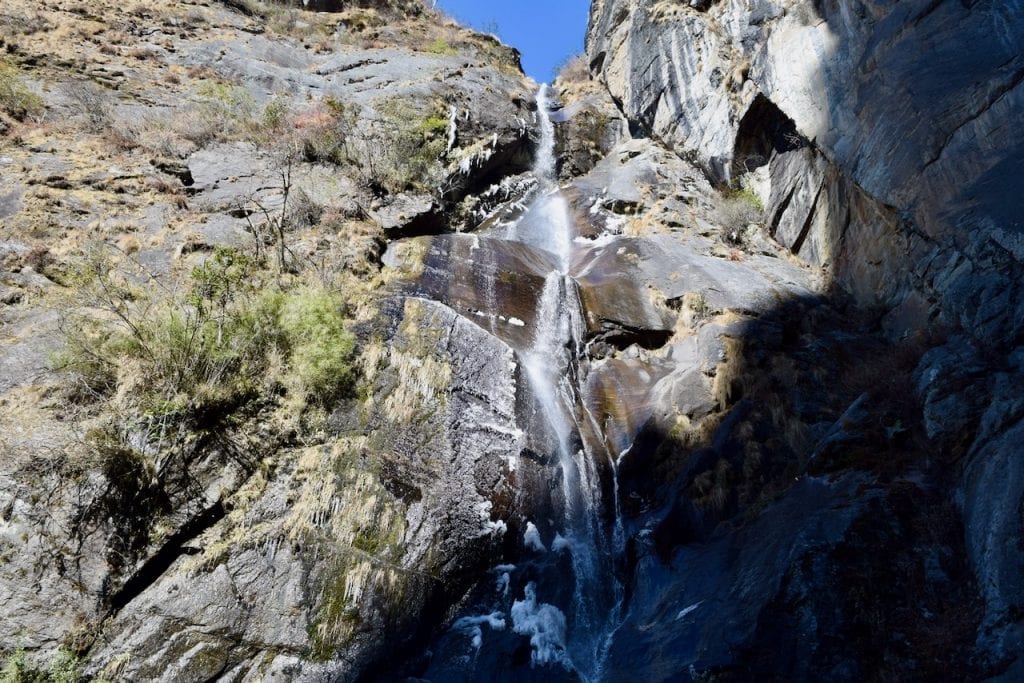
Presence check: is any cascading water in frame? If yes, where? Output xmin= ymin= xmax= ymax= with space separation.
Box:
xmin=417 ymin=84 xmax=625 ymax=682
xmin=506 ymin=84 xmax=624 ymax=681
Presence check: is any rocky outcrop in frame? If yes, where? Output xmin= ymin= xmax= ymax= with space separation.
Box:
xmin=87 ymin=296 xmax=525 ymax=680
xmin=3 ymin=0 xmax=1022 ymax=679
xmin=587 ymin=0 xmax=1024 ymax=336
xmin=587 ymin=0 xmax=1024 ymax=675
xmin=0 ymin=0 xmax=540 ymax=677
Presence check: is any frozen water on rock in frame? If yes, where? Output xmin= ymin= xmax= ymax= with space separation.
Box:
xmin=524 ymin=521 xmax=547 ymax=552
xmin=676 ymin=602 xmax=703 ymax=621
xmin=511 ymin=582 xmax=570 ymax=668
xmin=496 ymin=572 xmax=511 ymax=597
xmin=453 ymin=612 xmax=507 ymax=651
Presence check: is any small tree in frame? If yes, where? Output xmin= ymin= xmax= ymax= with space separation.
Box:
xmin=240 ymin=140 xmax=299 ymax=275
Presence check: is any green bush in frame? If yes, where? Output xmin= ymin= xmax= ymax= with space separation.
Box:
xmin=0 ymin=647 xmax=79 ymax=683
xmin=0 ymin=61 xmax=44 ymax=122
xmin=271 ymin=95 xmax=447 ymax=195
xmin=355 ymin=97 xmax=449 ymax=194
xmin=0 ymin=648 xmax=28 ymax=683
xmin=64 ymin=80 xmax=111 ymax=133
xmin=57 ymin=246 xmax=357 ymax=415
xmin=58 ymin=247 xmax=270 ymax=414
xmin=260 ymin=95 xmax=291 ymax=133
xmin=47 ymin=650 xmax=80 ymax=683
xmin=718 ymin=183 xmax=765 ymax=236
xmin=279 ymin=287 xmax=356 ymax=403
xmin=297 ymin=99 xmax=357 ymax=165
xmin=425 ymin=38 xmax=457 ymax=56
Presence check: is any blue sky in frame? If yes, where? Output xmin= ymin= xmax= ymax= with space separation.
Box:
xmin=436 ymin=0 xmax=591 ymax=82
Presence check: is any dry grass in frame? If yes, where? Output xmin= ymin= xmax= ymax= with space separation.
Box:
xmin=557 ymin=54 xmax=590 ymax=84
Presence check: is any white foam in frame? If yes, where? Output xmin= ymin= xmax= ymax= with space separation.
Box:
xmin=551 ymin=533 xmax=571 ymax=553
xmin=510 ymin=582 xmax=569 ymax=668
xmin=485 ymin=519 xmax=508 ymax=537
xmin=452 ymin=611 xmax=507 ymax=651
xmin=523 ymin=522 xmax=546 ymax=552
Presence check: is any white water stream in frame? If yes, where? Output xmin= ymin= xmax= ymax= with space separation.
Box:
xmin=505 ymin=85 xmax=623 ymax=681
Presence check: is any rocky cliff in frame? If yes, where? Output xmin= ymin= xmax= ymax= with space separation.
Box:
xmin=1 ymin=0 xmax=538 ymax=679
xmin=587 ymin=0 xmax=1024 ymax=678
xmin=0 ymin=0 xmax=1022 ymax=681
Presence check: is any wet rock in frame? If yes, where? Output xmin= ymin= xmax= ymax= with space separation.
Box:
xmin=607 ymin=474 xmax=982 ymax=680
xmin=383 ymin=234 xmax=559 ymax=350
xmin=584 ymin=357 xmax=674 ymax=457
xmin=572 ymin=239 xmax=677 ymax=348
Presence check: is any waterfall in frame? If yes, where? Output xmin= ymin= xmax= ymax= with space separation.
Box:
xmin=507 ymin=85 xmax=623 ymax=682
xmin=534 ymin=84 xmax=558 ymax=183
xmin=428 ymin=84 xmax=624 ymax=681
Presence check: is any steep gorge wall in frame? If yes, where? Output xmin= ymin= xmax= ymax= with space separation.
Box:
xmin=587 ymin=0 xmax=1024 ymax=673
xmin=0 ymin=0 xmax=540 ymax=678
xmin=588 ymin=0 xmax=1024 ymax=335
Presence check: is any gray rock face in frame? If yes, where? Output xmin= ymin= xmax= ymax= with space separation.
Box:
xmin=175 ymin=36 xmax=536 ymax=207
xmin=88 ymin=296 xmax=525 ymax=680
xmin=588 ymin=0 xmax=1024 ymax=674
xmin=551 ymin=78 xmax=627 ymax=179
xmin=587 ymin=0 xmax=1024 ymax=340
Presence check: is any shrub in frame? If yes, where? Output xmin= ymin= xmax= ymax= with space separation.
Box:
xmin=288 ymin=95 xmax=448 ymax=195
xmin=556 ymin=53 xmax=589 ymax=84
xmin=286 ymin=187 xmax=323 ymax=230
xmin=57 ymin=246 xmax=278 ymax=414
xmin=0 ymin=647 xmax=80 ymax=683
xmin=425 ymin=38 xmax=457 ymax=56
xmin=0 ymin=9 xmax=52 ymax=36
xmin=291 ymin=97 xmax=356 ymax=165
xmin=64 ymin=80 xmax=112 ymax=133
xmin=279 ymin=287 xmax=356 ymax=403
xmin=0 ymin=648 xmax=28 ymax=683
xmin=178 ymin=81 xmax=257 ymax=146
xmin=48 ymin=649 xmax=81 ymax=683
xmin=353 ymin=97 xmax=449 ymax=194
xmin=260 ymin=95 xmax=291 ymax=133
xmin=718 ymin=184 xmax=765 ymax=238
xmin=0 ymin=61 xmax=44 ymax=122
xmin=57 ymin=245 xmax=357 ymax=415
